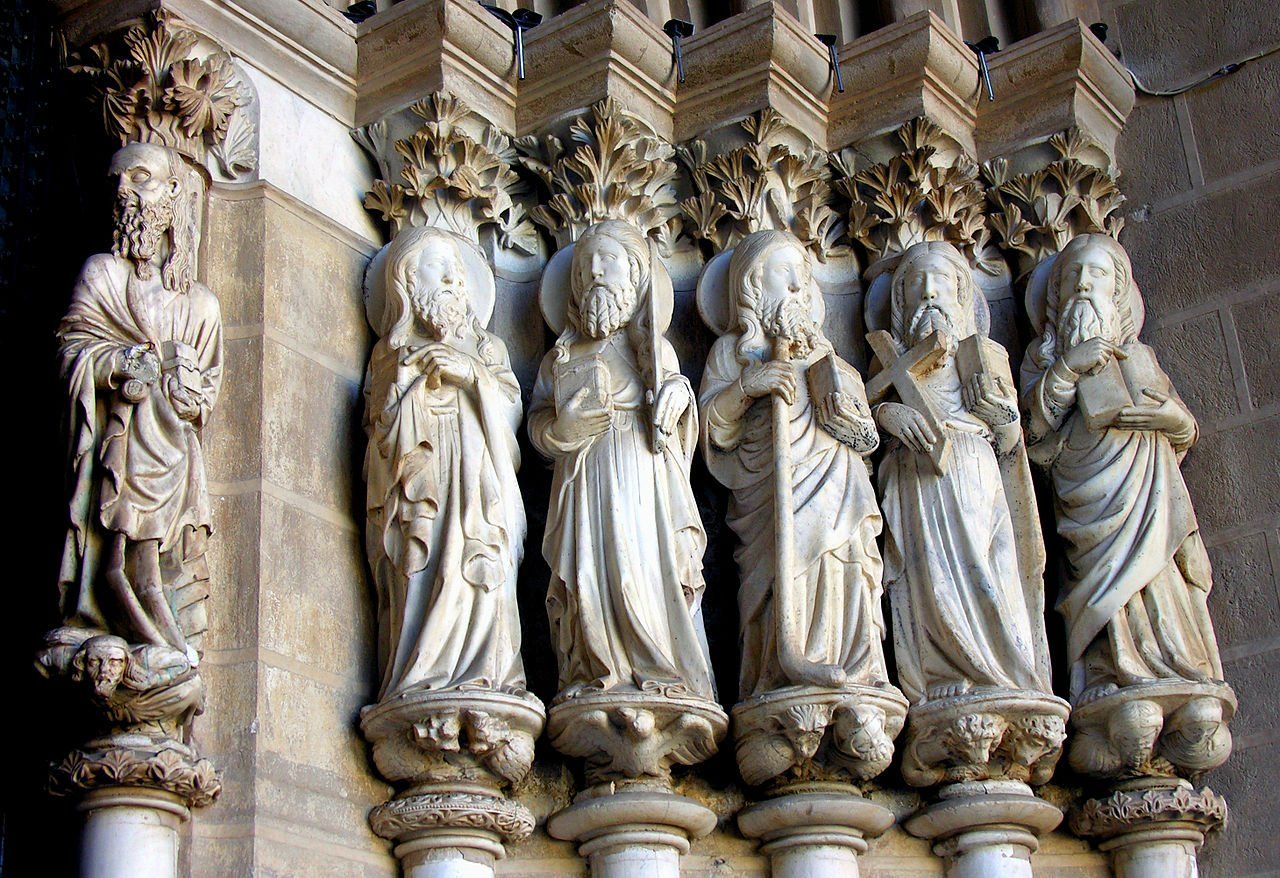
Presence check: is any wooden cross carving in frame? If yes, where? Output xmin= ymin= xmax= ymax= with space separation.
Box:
xmin=865 ymin=329 xmax=951 ymax=475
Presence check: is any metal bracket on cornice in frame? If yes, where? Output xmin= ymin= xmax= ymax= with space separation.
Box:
xmin=664 ymin=19 xmax=694 ymax=85
xmin=482 ymin=5 xmax=543 ymax=81
xmin=965 ymin=36 xmax=1000 ymax=102
xmin=815 ymin=34 xmax=844 ymax=94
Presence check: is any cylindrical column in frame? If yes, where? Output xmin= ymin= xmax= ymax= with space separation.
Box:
xmin=738 ymin=792 xmax=894 ymax=878
xmin=548 ymin=789 xmax=716 ymax=878
xmin=1072 ymin=780 xmax=1226 ymax=878
xmin=398 ymin=840 xmax=499 ymax=878
xmin=1107 ymin=835 xmax=1201 ymax=878
xmin=79 ymin=788 xmax=189 ymax=878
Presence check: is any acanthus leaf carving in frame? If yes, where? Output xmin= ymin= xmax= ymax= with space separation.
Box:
xmin=678 ymin=109 xmax=844 ymax=261
xmin=66 ymin=10 xmax=256 ymax=174
xmin=832 ymin=118 xmax=994 ymax=273
xmin=355 ymin=93 xmax=538 ymax=251
xmin=515 ymin=98 xmax=682 ymax=252
xmin=982 ymin=127 xmax=1125 ymax=278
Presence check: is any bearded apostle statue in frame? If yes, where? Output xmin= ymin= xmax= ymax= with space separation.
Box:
xmin=357 ymin=227 xmax=543 ymax=860
xmin=865 ymin=241 xmax=1067 ymax=788
xmin=529 ymin=219 xmax=725 ymax=786
xmin=38 ymin=140 xmax=223 ymax=804
xmin=1022 ymin=233 xmax=1233 ymax=783
xmin=696 ymin=230 xmax=905 ymax=790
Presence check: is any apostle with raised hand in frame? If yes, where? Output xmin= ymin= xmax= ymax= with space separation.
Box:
xmin=357 ymin=227 xmax=544 ymax=877
xmin=1022 ymin=234 xmax=1234 ymax=856
xmin=528 ymin=219 xmax=724 ymax=789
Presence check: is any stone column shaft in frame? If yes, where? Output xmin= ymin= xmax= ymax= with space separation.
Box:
xmin=79 ymin=789 xmax=189 ymax=878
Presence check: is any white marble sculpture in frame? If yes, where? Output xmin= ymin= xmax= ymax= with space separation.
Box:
xmin=528 ymin=219 xmax=725 ymax=786
xmin=40 ymin=138 xmax=224 ymax=808
xmin=358 ymin=226 xmax=543 ymax=876
xmin=868 ymin=242 xmax=1065 ymax=785
xmin=1023 ymin=233 xmax=1234 ymax=871
xmin=697 ymin=229 xmax=906 ymax=787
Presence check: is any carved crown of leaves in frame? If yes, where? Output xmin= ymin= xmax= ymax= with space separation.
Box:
xmin=679 ymin=108 xmax=844 ymax=262
xmin=831 ymin=118 xmax=992 ymax=271
xmin=67 ymin=10 xmax=256 ymax=177
xmin=982 ymin=128 xmax=1125 ymax=277
xmin=355 ymin=93 xmax=539 ymax=254
xmin=514 ymin=98 xmax=682 ymax=255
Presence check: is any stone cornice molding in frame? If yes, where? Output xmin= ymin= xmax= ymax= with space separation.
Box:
xmin=518 ymin=0 xmax=676 ymax=139
xmin=828 ymin=12 xmax=981 ymax=156
xmin=676 ymin=2 xmax=831 ymax=147
xmin=355 ymin=0 xmax=517 ymax=132
xmin=978 ymin=18 xmax=1134 ymax=169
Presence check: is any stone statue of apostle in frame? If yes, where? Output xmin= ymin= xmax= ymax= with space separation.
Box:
xmin=529 ymin=219 xmax=723 ymax=785
xmin=869 ymin=241 xmax=1065 ymax=787
xmin=698 ymin=229 xmax=905 ymax=789
xmin=50 ymin=141 xmax=221 ymax=694
xmin=1022 ymin=233 xmax=1233 ymax=780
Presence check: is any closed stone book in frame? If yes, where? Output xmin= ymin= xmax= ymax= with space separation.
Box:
xmin=554 ymin=352 xmax=612 ymax=414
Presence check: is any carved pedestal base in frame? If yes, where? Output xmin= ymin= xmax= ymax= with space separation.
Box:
xmin=738 ymin=791 xmax=895 ymax=878
xmin=78 ymin=786 xmax=189 ymax=878
xmin=901 ymin=690 xmax=1069 ymax=787
xmin=547 ymin=789 xmax=716 ymax=878
xmin=1072 ymin=779 xmax=1227 ymax=878
xmin=371 ymin=789 xmax=536 ymax=878
xmin=361 ymin=688 xmax=544 ymax=878
xmin=905 ymin=780 xmax=1063 ymax=878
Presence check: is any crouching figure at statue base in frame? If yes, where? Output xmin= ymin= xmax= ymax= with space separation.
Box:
xmin=1022 ymin=233 xmax=1235 ymax=877
xmin=359 ymin=227 xmax=543 ymax=878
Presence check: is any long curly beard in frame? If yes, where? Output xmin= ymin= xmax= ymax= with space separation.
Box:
xmin=412 ymin=285 xmax=469 ymax=341
xmin=907 ymin=304 xmax=959 ymax=355
xmin=764 ymin=293 xmax=820 ymax=359
xmin=1062 ymin=296 xmax=1110 ymax=349
xmin=579 ymin=280 xmax=637 ymax=339
xmin=112 ymin=192 xmax=174 ymax=280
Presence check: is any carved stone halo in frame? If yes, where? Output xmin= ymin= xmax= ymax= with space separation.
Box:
xmin=547 ymin=690 xmax=728 ymax=788
xmin=538 ymin=236 xmax=674 ymax=336
xmin=362 ymin=228 xmax=498 ymax=336
xmin=901 ymin=690 xmax=1070 ymax=787
xmin=695 ymin=246 xmax=825 ymax=337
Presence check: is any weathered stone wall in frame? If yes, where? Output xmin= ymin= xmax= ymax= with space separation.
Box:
xmin=1108 ymin=2 xmax=1280 ymax=875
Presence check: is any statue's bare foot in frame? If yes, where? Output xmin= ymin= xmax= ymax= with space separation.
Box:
xmin=926 ymin=681 xmax=972 ymax=700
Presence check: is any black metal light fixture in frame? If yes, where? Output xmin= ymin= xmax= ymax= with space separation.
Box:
xmin=815 ymin=33 xmax=844 ymax=94
xmin=965 ymin=36 xmax=1000 ymax=102
xmin=343 ymin=1 xmax=377 ymax=24
xmin=664 ymin=19 xmax=694 ymax=85
xmin=482 ymin=5 xmax=543 ymax=81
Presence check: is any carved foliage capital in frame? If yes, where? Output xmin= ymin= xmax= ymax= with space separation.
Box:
xmin=355 ymin=93 xmax=538 ymax=252
xmin=679 ymin=109 xmax=844 ymax=261
xmin=67 ymin=10 xmax=256 ymax=177
xmin=369 ymin=792 xmax=535 ymax=843
xmin=1072 ymin=783 xmax=1228 ymax=840
xmin=50 ymin=742 xmax=221 ymax=809
xmin=515 ymin=99 xmax=681 ymax=253
xmin=983 ymin=128 xmax=1125 ymax=278
xmin=832 ymin=118 xmax=992 ymax=272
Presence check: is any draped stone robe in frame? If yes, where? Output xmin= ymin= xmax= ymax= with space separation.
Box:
xmin=364 ymin=329 xmax=527 ymax=701
xmin=699 ymin=336 xmax=887 ymax=698
xmin=1023 ymin=343 xmax=1223 ymax=700
xmin=58 ymin=254 xmax=223 ymax=650
xmin=528 ymin=333 xmax=715 ymax=702
xmin=877 ymin=349 xmax=1051 ymax=704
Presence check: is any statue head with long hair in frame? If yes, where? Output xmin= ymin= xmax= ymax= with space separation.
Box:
xmin=728 ymin=229 xmax=823 ymax=364
xmin=890 ymin=241 xmax=979 ymax=352
xmin=110 ymin=142 xmax=202 ymax=294
xmin=568 ymin=220 xmax=651 ymax=340
xmin=1040 ymin=233 xmax=1138 ymax=363
xmin=382 ymin=227 xmax=494 ymax=358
